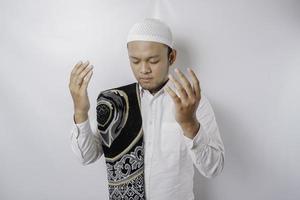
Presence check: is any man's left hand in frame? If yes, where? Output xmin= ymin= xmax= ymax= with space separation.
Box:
xmin=164 ymin=68 xmax=201 ymax=139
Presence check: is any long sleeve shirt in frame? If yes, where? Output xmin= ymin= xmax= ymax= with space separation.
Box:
xmin=70 ymin=79 xmax=225 ymax=200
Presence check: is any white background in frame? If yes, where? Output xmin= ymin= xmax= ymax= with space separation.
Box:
xmin=0 ymin=0 xmax=299 ymax=199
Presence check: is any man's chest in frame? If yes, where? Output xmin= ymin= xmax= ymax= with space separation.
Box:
xmin=140 ymin=95 xmax=187 ymax=161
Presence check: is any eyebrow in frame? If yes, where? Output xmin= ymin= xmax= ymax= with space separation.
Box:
xmin=130 ymin=55 xmax=160 ymax=60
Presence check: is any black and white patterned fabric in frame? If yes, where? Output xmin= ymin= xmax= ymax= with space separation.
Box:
xmin=96 ymin=82 xmax=145 ymax=200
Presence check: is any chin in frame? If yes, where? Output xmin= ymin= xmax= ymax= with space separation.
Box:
xmin=138 ymin=82 xmax=155 ymax=90
xmin=139 ymin=83 xmax=152 ymax=90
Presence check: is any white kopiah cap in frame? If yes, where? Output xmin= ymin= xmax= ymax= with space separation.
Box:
xmin=127 ymin=18 xmax=173 ymax=48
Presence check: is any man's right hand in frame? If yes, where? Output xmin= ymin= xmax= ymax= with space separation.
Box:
xmin=68 ymin=60 xmax=94 ymax=123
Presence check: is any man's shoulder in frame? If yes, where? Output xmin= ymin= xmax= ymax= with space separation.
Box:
xmin=97 ymin=82 xmax=138 ymax=98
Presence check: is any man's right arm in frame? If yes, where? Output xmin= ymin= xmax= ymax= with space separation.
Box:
xmin=70 ymin=114 xmax=104 ymax=165
xmin=68 ymin=60 xmax=103 ymax=165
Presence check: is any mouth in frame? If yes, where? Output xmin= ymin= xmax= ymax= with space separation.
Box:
xmin=140 ymin=77 xmax=152 ymax=81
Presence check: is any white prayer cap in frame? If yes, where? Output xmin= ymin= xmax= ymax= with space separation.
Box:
xmin=127 ymin=18 xmax=174 ymax=48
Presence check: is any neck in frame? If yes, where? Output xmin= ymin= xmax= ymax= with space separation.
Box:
xmin=149 ymin=78 xmax=169 ymax=95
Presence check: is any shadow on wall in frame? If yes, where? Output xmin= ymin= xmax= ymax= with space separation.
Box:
xmin=174 ymin=38 xmax=247 ymax=200
xmin=192 ymin=98 xmax=267 ymax=200
xmin=169 ymin=36 xmax=195 ymax=75
xmin=174 ymin=38 xmax=215 ymax=200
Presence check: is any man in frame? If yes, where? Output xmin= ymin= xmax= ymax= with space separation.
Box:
xmin=69 ymin=18 xmax=225 ymax=200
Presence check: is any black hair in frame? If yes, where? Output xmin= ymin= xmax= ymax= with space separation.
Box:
xmin=167 ymin=46 xmax=172 ymax=58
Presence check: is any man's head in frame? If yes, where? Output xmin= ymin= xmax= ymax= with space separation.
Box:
xmin=126 ymin=18 xmax=177 ymax=94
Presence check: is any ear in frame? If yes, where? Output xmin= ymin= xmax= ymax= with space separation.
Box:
xmin=169 ymin=49 xmax=177 ymax=65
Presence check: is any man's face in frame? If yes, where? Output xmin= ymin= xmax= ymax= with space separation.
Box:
xmin=127 ymin=41 xmax=170 ymax=94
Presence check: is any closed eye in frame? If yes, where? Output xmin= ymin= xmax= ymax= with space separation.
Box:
xmin=150 ymin=60 xmax=159 ymax=64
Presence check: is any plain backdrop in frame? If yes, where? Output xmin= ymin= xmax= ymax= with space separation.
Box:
xmin=0 ymin=0 xmax=299 ymax=199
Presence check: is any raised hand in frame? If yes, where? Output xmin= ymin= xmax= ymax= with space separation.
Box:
xmin=164 ymin=68 xmax=201 ymax=139
xmin=68 ymin=60 xmax=94 ymax=123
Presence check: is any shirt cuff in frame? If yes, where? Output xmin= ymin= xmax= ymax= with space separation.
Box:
xmin=183 ymin=123 xmax=208 ymax=149
xmin=72 ymin=115 xmax=91 ymax=139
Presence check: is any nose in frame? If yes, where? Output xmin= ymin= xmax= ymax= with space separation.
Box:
xmin=140 ymin=62 xmax=151 ymax=74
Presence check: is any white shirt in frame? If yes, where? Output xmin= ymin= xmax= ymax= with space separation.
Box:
xmin=70 ymin=79 xmax=225 ymax=200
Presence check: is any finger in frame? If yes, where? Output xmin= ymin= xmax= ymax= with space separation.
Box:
xmin=188 ymin=68 xmax=201 ymax=99
xmin=175 ymin=68 xmax=194 ymax=98
xmin=164 ymin=85 xmax=181 ymax=104
xmin=72 ymin=61 xmax=90 ymax=86
xmin=80 ymin=70 xmax=93 ymax=91
xmin=70 ymin=61 xmax=83 ymax=84
xmin=75 ymin=60 xmax=90 ymax=75
xmin=168 ymin=74 xmax=188 ymax=101
xmin=71 ymin=60 xmax=83 ymax=75
xmin=78 ymin=65 xmax=93 ymax=81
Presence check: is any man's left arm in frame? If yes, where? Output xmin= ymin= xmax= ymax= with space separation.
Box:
xmin=164 ymin=68 xmax=225 ymax=178
xmin=181 ymin=94 xmax=225 ymax=178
